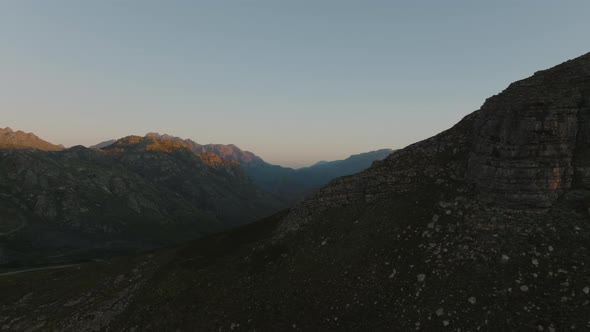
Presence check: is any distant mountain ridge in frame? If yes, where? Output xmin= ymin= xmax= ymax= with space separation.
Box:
xmin=89 ymin=139 xmax=116 ymax=149
xmin=144 ymin=133 xmax=266 ymax=165
xmin=0 ymin=127 xmax=64 ymax=151
xmin=104 ymin=135 xmax=248 ymax=179
xmin=94 ymin=133 xmax=393 ymax=201
xmin=256 ymin=148 xmax=394 ymax=201
xmin=93 ymin=134 xmax=265 ymax=163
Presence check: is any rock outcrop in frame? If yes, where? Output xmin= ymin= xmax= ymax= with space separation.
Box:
xmin=466 ymin=53 xmax=590 ymax=207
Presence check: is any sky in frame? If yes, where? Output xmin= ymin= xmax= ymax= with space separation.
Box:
xmin=1 ymin=1 xmax=589 ymax=167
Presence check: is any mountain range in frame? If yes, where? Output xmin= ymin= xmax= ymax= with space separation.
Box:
xmin=0 ymin=134 xmax=283 ymax=267
xmin=92 ymin=134 xmax=392 ymax=202
xmin=1 ymin=52 xmax=589 ymax=330
xmin=0 ymin=130 xmax=390 ymax=267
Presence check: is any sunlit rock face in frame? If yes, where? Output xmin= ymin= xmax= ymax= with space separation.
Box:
xmin=0 ymin=127 xmax=64 ymax=151
xmin=466 ymin=53 xmax=590 ymax=207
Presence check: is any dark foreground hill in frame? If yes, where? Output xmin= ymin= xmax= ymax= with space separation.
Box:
xmin=0 ymin=135 xmax=283 ymax=267
xmin=2 ymin=53 xmax=590 ymax=331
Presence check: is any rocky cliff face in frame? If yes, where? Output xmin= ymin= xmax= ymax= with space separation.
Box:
xmin=280 ymin=52 xmax=590 ymax=233
xmin=466 ymin=53 xmax=590 ymax=207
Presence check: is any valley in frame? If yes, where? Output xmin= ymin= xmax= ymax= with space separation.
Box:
xmin=0 ymin=131 xmax=390 ymax=269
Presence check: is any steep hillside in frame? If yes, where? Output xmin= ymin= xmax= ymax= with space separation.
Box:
xmin=0 ymin=127 xmax=64 ymax=151
xmin=3 ymin=53 xmax=590 ymax=331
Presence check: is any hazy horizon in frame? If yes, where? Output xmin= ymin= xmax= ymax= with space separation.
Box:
xmin=0 ymin=126 xmax=393 ymax=169
xmin=2 ymin=1 xmax=589 ymax=167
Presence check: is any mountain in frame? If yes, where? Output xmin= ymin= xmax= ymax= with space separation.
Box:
xmin=238 ymin=148 xmax=393 ymax=201
xmin=89 ymin=139 xmax=116 ymax=149
xmin=0 ymin=134 xmax=283 ymax=267
xmin=267 ymin=149 xmax=394 ymax=200
xmin=0 ymin=127 xmax=64 ymax=151
xmin=133 ymin=133 xmax=266 ymax=166
xmin=95 ymin=134 xmax=393 ymax=202
xmin=93 ymin=134 xmax=297 ymax=198
xmin=2 ymin=53 xmax=590 ymax=331
xmin=311 ymin=160 xmax=329 ymax=167
xmin=0 ymin=129 xmax=384 ymax=267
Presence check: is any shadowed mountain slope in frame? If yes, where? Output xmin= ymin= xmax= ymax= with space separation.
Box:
xmin=3 ymin=53 xmax=590 ymax=331
xmin=0 ymin=135 xmax=283 ymax=267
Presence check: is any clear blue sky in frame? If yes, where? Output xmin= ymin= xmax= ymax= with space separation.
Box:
xmin=1 ymin=1 xmax=589 ymax=167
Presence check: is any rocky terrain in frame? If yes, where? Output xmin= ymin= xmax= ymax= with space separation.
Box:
xmin=0 ymin=134 xmax=283 ymax=268
xmin=2 ymin=53 xmax=590 ymax=331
